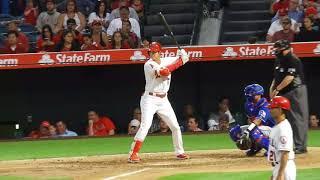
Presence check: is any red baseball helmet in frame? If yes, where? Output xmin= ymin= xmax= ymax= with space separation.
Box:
xmin=148 ymin=42 xmax=162 ymax=53
xmin=268 ymin=96 xmax=291 ymax=110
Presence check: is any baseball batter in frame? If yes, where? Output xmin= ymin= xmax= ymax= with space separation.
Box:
xmin=128 ymin=42 xmax=190 ymax=163
xmin=268 ymin=96 xmax=296 ymax=180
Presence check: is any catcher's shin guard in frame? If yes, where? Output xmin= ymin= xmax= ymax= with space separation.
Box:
xmin=250 ymin=127 xmax=269 ymax=150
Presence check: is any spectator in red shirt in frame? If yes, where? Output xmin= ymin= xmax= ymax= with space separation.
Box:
xmin=271 ymin=0 xmax=289 ymax=14
xmin=53 ymin=18 xmax=83 ymax=45
xmin=81 ymin=34 xmax=103 ymax=51
xmin=272 ymin=17 xmax=295 ymax=42
xmin=1 ymin=31 xmax=28 ymax=54
xmin=37 ymin=25 xmax=56 ymax=52
xmin=24 ymin=0 xmax=38 ymax=26
xmin=5 ymin=21 xmax=30 ymax=52
xmin=87 ymin=110 xmax=116 ymax=136
xmin=54 ymin=30 xmax=81 ymax=52
xmin=28 ymin=121 xmax=51 ymax=139
xmin=121 ymin=20 xmax=139 ymax=48
xmin=91 ymin=20 xmax=110 ymax=49
xmin=108 ymin=31 xmax=131 ymax=49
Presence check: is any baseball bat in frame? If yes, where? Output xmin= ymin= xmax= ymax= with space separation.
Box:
xmin=158 ymin=12 xmax=181 ymax=50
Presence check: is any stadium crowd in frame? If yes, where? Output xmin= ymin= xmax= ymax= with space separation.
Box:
xmin=267 ymin=0 xmax=320 ymax=42
xmin=26 ymin=97 xmax=320 ymax=139
xmin=0 ymin=0 xmax=149 ymax=54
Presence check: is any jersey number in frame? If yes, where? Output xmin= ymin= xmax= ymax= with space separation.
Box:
xmin=269 ymin=150 xmax=276 ymax=162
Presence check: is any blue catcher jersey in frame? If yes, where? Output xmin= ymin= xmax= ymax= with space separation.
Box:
xmin=245 ymin=98 xmax=275 ymax=127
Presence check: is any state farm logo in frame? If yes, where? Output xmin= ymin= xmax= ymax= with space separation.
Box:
xmin=130 ymin=51 xmax=146 ymax=61
xmin=56 ymin=52 xmax=110 ymax=64
xmin=0 ymin=58 xmax=18 ymax=67
xmin=38 ymin=54 xmax=54 ymax=65
xmin=222 ymin=45 xmax=274 ymax=58
xmin=161 ymin=50 xmax=203 ymax=58
xmin=313 ymin=44 xmax=320 ymax=54
xmin=222 ymin=47 xmax=237 ymax=58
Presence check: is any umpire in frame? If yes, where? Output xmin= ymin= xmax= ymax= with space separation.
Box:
xmin=269 ymin=40 xmax=309 ymax=154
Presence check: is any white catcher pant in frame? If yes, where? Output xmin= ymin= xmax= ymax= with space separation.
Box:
xmin=134 ymin=94 xmax=185 ymax=155
xmin=272 ymin=160 xmax=296 ymax=180
xmin=240 ymin=125 xmax=271 ymax=136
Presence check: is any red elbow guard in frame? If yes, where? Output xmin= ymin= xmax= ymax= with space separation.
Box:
xmin=159 ymin=68 xmax=171 ymax=76
xmin=166 ymin=57 xmax=183 ymax=72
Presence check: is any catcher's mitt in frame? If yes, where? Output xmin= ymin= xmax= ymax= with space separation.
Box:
xmin=236 ymin=137 xmax=252 ymax=150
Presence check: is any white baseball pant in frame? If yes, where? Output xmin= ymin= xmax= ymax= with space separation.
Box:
xmin=272 ymin=160 xmax=296 ymax=180
xmin=134 ymin=94 xmax=185 ymax=155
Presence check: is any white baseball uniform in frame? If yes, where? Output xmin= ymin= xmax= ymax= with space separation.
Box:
xmin=133 ymin=56 xmax=185 ymax=155
xmin=268 ymin=119 xmax=296 ymax=180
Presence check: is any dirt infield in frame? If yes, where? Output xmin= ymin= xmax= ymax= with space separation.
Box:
xmin=0 ymin=148 xmax=320 ymax=180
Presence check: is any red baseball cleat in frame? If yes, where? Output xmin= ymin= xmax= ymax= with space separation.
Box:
xmin=128 ymin=153 xmax=141 ymax=163
xmin=176 ymin=154 xmax=190 ymax=160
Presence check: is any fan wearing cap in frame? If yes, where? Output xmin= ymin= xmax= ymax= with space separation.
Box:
xmin=127 ymin=42 xmax=190 ymax=163
xmin=267 ymin=10 xmax=300 ymax=42
xmin=128 ymin=108 xmax=142 ymax=135
xmin=271 ymin=0 xmax=290 ymax=15
xmin=272 ymin=0 xmax=304 ymax=23
xmin=90 ymin=19 xmax=110 ymax=49
xmin=268 ymin=96 xmax=296 ymax=180
xmin=28 ymin=121 xmax=51 ymax=139
xmin=270 ymin=40 xmax=309 ymax=154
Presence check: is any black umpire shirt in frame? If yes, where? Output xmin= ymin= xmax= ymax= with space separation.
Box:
xmin=273 ymin=52 xmax=305 ymax=94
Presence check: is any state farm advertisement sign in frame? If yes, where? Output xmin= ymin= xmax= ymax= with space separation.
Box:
xmin=0 ymin=42 xmax=319 ymax=70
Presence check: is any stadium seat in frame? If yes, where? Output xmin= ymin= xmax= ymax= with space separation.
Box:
xmin=0 ymin=14 xmax=15 ymax=22
xmin=149 ymin=3 xmax=198 ymax=14
xmin=144 ymin=24 xmax=194 ymax=37
xmin=144 ymin=0 xmax=200 ymax=46
xmin=152 ymin=35 xmax=192 ymax=46
xmin=19 ymin=24 xmax=38 ymax=33
xmin=220 ymin=0 xmax=271 ymax=44
xmin=146 ymin=13 xmax=196 ymax=25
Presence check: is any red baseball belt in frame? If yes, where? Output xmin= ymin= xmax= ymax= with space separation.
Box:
xmin=148 ymin=92 xmax=166 ymax=98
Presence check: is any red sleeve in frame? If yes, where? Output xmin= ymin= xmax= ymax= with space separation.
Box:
xmin=53 ymin=32 xmax=62 ymax=44
xmin=122 ymin=41 xmax=131 ymax=49
xmin=18 ymin=33 xmax=29 ymax=52
xmin=272 ymin=3 xmax=279 ymax=12
xmin=166 ymin=57 xmax=183 ymax=72
xmin=36 ymin=38 xmax=43 ymax=51
xmin=102 ymin=117 xmax=116 ymax=131
xmin=17 ymin=44 xmax=28 ymax=53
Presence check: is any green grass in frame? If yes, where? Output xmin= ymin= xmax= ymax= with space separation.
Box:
xmin=160 ymin=168 xmax=320 ymax=180
xmin=0 ymin=130 xmax=319 ymax=161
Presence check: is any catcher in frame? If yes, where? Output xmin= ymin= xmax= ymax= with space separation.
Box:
xmin=229 ymin=84 xmax=275 ymax=156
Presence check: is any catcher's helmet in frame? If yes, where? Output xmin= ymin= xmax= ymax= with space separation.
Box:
xmin=244 ymin=84 xmax=264 ymax=102
xmin=273 ymin=40 xmax=291 ymax=55
xmin=269 ymin=96 xmax=291 ymax=110
xmin=148 ymin=42 xmax=162 ymax=53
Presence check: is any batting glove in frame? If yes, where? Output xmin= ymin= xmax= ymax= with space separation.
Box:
xmin=179 ymin=49 xmax=189 ymax=64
